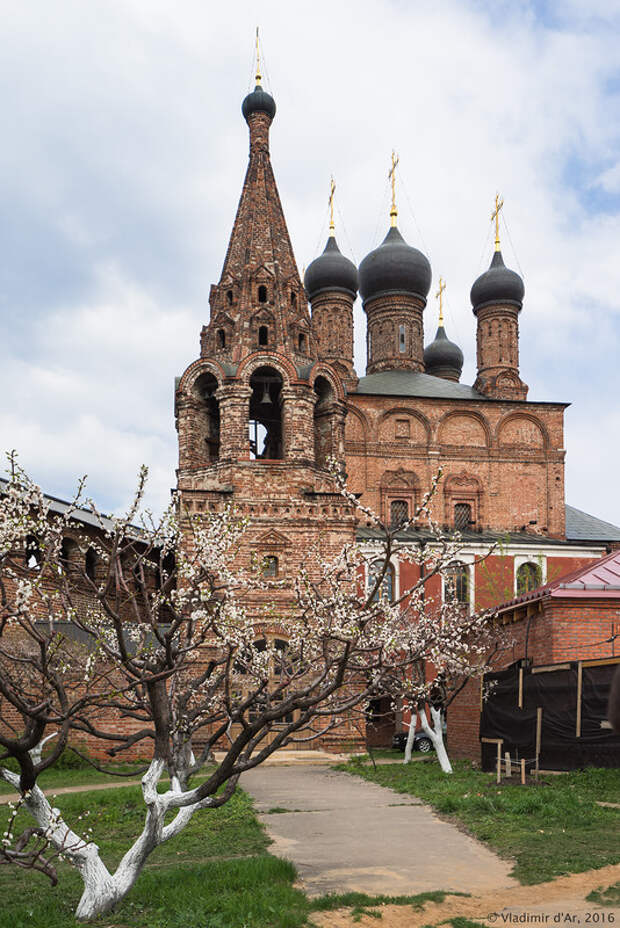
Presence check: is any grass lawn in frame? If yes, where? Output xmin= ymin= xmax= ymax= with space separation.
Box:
xmin=0 ymin=778 xmax=464 ymax=928
xmin=337 ymin=757 xmax=620 ymax=884
xmin=0 ymin=762 xmax=148 ymax=795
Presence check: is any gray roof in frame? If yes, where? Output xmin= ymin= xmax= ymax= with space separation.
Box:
xmin=565 ymin=505 xmax=620 ymax=543
xmin=0 ymin=477 xmax=122 ymax=535
xmin=353 ymin=369 xmax=488 ymax=401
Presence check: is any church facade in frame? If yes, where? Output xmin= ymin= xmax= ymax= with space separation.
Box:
xmin=174 ymin=75 xmax=618 ymax=750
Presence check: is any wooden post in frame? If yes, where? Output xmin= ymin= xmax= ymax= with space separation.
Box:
xmin=521 ymin=758 xmax=526 ymax=785
xmin=505 ymin=751 xmax=511 ymax=778
xmin=576 ymin=662 xmax=583 ymax=738
xmin=496 ymin=740 xmax=502 ymax=784
xmin=535 ymin=707 xmax=542 ymax=779
xmin=518 ymin=667 xmax=523 ymax=708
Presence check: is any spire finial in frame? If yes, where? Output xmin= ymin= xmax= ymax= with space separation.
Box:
xmin=255 ymin=27 xmax=262 ymax=86
xmin=436 ymin=276 xmax=446 ymax=327
xmin=388 ymin=150 xmax=399 ymax=227
xmin=491 ymin=192 xmax=504 ymax=252
xmin=328 ymin=176 xmax=336 ymax=236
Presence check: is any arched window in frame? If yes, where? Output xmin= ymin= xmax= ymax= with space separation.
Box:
xmin=217 ymin=329 xmax=226 ymax=349
xmin=368 ymin=330 xmax=373 ymax=360
xmin=444 ymin=561 xmax=469 ymax=605
xmin=516 ymin=561 xmax=542 ymax=595
xmin=399 ymin=324 xmax=406 ymax=353
xmin=249 ymin=366 xmax=283 ymax=460
xmin=60 ymin=538 xmax=78 ymax=574
xmin=194 ymin=372 xmax=220 ymax=463
xmin=369 ymin=560 xmax=395 ymax=603
xmin=314 ymin=376 xmax=335 ymax=469
xmin=226 ymin=290 xmax=233 ymax=305
xmin=390 ymin=499 xmax=409 ymax=529
xmin=298 ymin=332 xmax=306 ymax=353
xmin=263 ymin=555 xmax=278 ymax=577
xmin=25 ymin=534 xmax=41 ymax=570
xmin=258 ymin=285 xmax=267 ymax=303
xmin=258 ymin=325 xmax=269 ymax=346
xmin=290 ymin=291 xmax=296 ymax=307
xmin=454 ymin=503 xmax=472 ymax=531
xmin=85 ymin=547 xmax=97 ymax=582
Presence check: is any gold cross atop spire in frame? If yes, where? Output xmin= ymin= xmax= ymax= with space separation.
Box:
xmin=255 ymin=27 xmax=262 ymax=86
xmin=435 ymin=276 xmax=446 ymax=327
xmin=491 ymin=192 xmax=504 ymax=252
xmin=328 ymin=176 xmax=336 ymax=236
xmin=388 ymin=150 xmax=399 ymax=227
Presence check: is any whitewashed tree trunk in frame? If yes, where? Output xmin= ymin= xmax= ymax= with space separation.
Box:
xmin=0 ymin=759 xmax=218 ymax=920
xmin=403 ymin=710 xmax=418 ymax=764
xmin=418 ymin=706 xmax=453 ymax=774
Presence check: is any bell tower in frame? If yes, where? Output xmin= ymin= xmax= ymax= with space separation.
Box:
xmin=174 ymin=56 xmax=356 ymax=654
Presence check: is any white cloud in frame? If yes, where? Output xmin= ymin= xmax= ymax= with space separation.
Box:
xmin=0 ymin=0 xmax=619 ymax=525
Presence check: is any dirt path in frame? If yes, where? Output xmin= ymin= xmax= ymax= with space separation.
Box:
xmin=312 ymin=863 xmax=620 ymax=926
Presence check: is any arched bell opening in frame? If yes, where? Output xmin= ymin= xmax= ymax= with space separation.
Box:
xmin=194 ymin=372 xmax=220 ymax=464
xmin=249 ymin=366 xmax=283 ymax=460
xmin=313 ymin=375 xmax=335 ymax=469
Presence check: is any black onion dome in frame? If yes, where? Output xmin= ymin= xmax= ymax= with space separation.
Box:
xmin=359 ymin=226 xmax=432 ymax=304
xmin=304 ymin=236 xmax=358 ymax=299
xmin=470 ymin=250 xmax=524 ymax=311
xmin=242 ymin=84 xmax=276 ymax=122
xmin=424 ymin=325 xmax=464 ymax=380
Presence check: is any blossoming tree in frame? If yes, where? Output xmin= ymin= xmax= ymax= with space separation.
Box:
xmin=0 ymin=459 xmax=502 ymax=919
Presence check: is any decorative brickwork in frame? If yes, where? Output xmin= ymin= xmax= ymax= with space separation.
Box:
xmin=474 ymin=303 xmax=528 ymax=400
xmin=365 ymin=293 xmax=426 ymax=374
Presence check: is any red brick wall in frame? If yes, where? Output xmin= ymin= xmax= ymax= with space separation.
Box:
xmin=448 ymin=598 xmax=620 ymax=761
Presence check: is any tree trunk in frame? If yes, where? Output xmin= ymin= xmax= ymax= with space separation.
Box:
xmin=403 ymin=710 xmax=417 ymax=764
xmin=418 ymin=706 xmax=453 ymax=773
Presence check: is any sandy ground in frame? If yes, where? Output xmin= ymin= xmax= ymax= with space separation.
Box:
xmin=311 ymin=863 xmax=620 ymax=926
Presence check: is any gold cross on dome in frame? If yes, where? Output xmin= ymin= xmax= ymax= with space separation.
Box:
xmin=328 ymin=176 xmax=336 ymax=235
xmin=435 ymin=277 xmax=446 ymax=326
xmin=255 ymin=27 xmax=262 ymax=86
xmin=388 ymin=150 xmax=399 ymax=226
xmin=491 ymin=193 xmax=504 ymax=252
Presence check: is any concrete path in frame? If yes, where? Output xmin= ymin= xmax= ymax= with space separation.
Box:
xmin=242 ymin=764 xmax=519 ymax=898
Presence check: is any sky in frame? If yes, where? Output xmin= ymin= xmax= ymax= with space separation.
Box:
xmin=1 ymin=0 xmax=620 ymax=523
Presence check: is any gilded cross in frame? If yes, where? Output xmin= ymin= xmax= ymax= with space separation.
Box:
xmin=388 ymin=150 xmax=399 ymax=226
xmin=255 ymin=27 xmax=262 ymax=86
xmin=435 ymin=277 xmax=446 ymax=326
xmin=491 ymin=193 xmax=504 ymax=252
xmin=328 ymin=176 xmax=336 ymax=235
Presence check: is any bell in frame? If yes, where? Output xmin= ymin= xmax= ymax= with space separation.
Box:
xmin=260 ymin=382 xmax=272 ymax=405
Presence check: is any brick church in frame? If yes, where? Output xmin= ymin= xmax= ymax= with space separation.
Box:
xmin=172 ymin=70 xmax=619 ymax=750
xmin=175 ymin=71 xmax=617 ymax=583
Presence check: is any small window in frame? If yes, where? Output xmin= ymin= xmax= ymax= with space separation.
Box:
xmin=369 ymin=560 xmax=395 ymax=603
xmin=85 ymin=548 xmax=97 ymax=582
xmin=290 ymin=291 xmax=297 ymax=307
xmin=298 ymin=332 xmax=306 ymax=352
xmin=217 ymin=329 xmax=226 ymax=348
xmin=258 ymin=326 xmax=269 ymax=346
xmin=399 ymin=324 xmax=406 ymax=353
xmin=263 ymin=555 xmax=278 ymax=578
xmin=390 ymin=499 xmax=409 ymax=529
xmin=454 ymin=503 xmax=472 ymax=531
xmin=258 ymin=285 xmax=267 ymax=303
xmin=368 ymin=330 xmax=372 ymax=360
xmin=516 ymin=561 xmax=542 ymax=595
xmin=226 ymin=290 xmax=233 ymax=305
xmin=25 ymin=534 xmax=41 ymax=570
xmin=444 ymin=561 xmax=469 ymax=605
